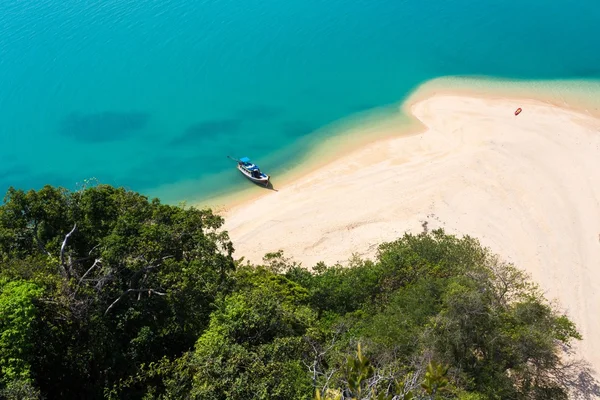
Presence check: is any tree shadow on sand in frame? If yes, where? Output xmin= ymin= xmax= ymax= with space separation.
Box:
xmin=556 ymin=345 xmax=600 ymax=399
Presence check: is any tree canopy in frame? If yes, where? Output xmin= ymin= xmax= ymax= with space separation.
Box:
xmin=0 ymin=184 xmax=590 ymax=399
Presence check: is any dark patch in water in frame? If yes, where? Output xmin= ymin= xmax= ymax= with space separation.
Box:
xmin=0 ymin=171 xmax=66 ymax=194
xmin=0 ymin=164 xmax=46 ymax=194
xmin=0 ymin=164 xmax=30 ymax=181
xmin=281 ymin=121 xmax=315 ymax=138
xmin=171 ymin=119 xmax=241 ymax=146
xmin=123 ymin=154 xmax=226 ymax=190
xmin=59 ymin=111 xmax=149 ymax=143
xmin=236 ymin=106 xmax=284 ymax=120
xmin=120 ymin=173 xmax=163 ymax=191
xmin=573 ymin=66 xmax=600 ymax=78
xmin=0 ymin=162 xmax=114 ymax=194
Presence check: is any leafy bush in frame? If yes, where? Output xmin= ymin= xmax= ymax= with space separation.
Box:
xmin=0 ymin=186 xmax=583 ymax=399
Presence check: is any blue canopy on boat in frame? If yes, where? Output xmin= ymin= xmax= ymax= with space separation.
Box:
xmin=239 ymin=157 xmax=251 ymax=163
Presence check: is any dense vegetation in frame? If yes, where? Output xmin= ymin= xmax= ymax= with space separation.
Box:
xmin=0 ymin=184 xmax=583 ymax=399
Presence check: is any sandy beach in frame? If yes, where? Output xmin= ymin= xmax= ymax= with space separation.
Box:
xmin=220 ymin=89 xmax=600 ymax=377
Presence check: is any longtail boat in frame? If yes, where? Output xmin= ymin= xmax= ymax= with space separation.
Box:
xmin=228 ymin=156 xmax=270 ymax=187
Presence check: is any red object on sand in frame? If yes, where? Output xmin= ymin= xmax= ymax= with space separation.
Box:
xmin=515 ymin=108 xmax=522 ymax=116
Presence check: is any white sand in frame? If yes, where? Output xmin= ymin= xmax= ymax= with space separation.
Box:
xmin=221 ymin=92 xmax=600 ymax=375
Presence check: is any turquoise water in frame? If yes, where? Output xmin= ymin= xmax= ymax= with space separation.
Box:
xmin=1 ymin=0 xmax=599 ymax=203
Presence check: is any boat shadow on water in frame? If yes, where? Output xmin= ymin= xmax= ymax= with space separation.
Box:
xmin=250 ymin=179 xmax=278 ymax=192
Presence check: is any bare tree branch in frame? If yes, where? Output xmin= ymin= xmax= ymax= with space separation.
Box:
xmin=76 ymin=258 xmax=102 ymax=288
xmin=105 ymin=288 xmax=166 ymax=315
xmin=60 ymin=224 xmax=77 ymax=278
xmin=70 ymin=254 xmax=96 ymax=266
xmin=35 ymin=236 xmax=53 ymax=258
xmin=88 ymin=243 xmax=101 ymax=256
xmin=127 ymin=255 xmax=174 ymax=287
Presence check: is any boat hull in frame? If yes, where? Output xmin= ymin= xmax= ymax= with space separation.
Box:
xmin=237 ymin=164 xmax=270 ymax=186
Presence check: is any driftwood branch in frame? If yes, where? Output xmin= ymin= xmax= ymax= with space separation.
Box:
xmin=105 ymin=288 xmax=166 ymax=315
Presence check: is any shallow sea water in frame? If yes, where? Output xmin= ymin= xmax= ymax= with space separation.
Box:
xmin=1 ymin=0 xmax=599 ymax=202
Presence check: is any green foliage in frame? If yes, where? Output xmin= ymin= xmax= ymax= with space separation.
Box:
xmin=0 ymin=185 xmax=234 ymax=399
xmin=180 ymin=268 xmax=315 ymax=400
xmin=0 ymin=184 xmax=584 ymax=399
xmin=261 ymin=250 xmax=300 ymax=273
xmin=421 ymin=361 xmax=449 ymax=396
xmin=314 ymin=232 xmax=579 ymax=400
xmin=0 ymin=378 xmax=41 ymax=400
xmin=286 ymin=258 xmax=381 ymax=316
xmin=375 ymin=230 xmax=488 ymax=297
xmin=0 ymin=279 xmax=43 ymax=389
xmin=318 ymin=344 xmax=453 ymax=400
xmin=359 ymin=278 xmax=444 ymax=359
xmin=345 ymin=343 xmax=375 ymax=398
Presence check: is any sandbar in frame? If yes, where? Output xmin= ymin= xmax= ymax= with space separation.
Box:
xmin=219 ymin=82 xmax=600 ymax=377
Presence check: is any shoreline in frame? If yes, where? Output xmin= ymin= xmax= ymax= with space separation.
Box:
xmin=407 ymin=76 xmax=600 ymax=117
xmin=198 ymin=76 xmax=600 ymax=212
xmin=197 ymin=101 xmax=425 ymax=211
xmin=218 ymin=79 xmax=600 ymax=377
